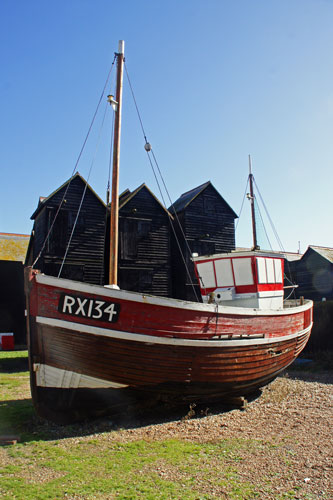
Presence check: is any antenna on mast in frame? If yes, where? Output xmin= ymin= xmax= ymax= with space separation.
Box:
xmin=247 ymin=155 xmax=260 ymax=250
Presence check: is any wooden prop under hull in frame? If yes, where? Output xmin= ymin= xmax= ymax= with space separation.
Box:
xmin=25 ymin=269 xmax=313 ymax=423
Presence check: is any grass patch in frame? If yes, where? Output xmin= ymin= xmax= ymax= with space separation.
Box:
xmin=1 ymin=350 xmax=330 ymax=499
xmin=0 ymin=350 xmax=35 ymax=441
xmin=1 ymin=438 xmax=268 ymax=499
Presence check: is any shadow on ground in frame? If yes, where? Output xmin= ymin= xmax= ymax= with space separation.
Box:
xmin=0 ymin=390 xmax=261 ymax=444
xmin=284 ymin=369 xmax=333 ymax=384
xmin=0 ymin=354 xmax=29 ymax=373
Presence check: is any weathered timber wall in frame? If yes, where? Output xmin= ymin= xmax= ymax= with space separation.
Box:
xmin=171 ymin=184 xmax=236 ymax=301
xmin=106 ymin=186 xmax=171 ymax=297
xmin=285 ymin=249 xmax=333 ymax=302
xmin=32 ymin=176 xmax=106 ymax=285
xmin=303 ymin=300 xmax=333 ymax=353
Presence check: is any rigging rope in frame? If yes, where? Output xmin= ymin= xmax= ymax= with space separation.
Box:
xmin=235 ymin=176 xmax=249 ymax=232
xmin=252 ymin=176 xmax=297 ymax=299
xmin=124 ymin=61 xmax=200 ymax=301
xmin=32 ymin=56 xmax=117 ymax=269
xmin=253 ymin=178 xmax=285 ymax=252
xmin=253 ymin=196 xmax=272 ymax=250
xmin=145 ymin=149 xmax=200 ymax=301
xmin=58 ymin=102 xmax=110 ymax=278
xmin=124 ymin=62 xmax=148 ymax=144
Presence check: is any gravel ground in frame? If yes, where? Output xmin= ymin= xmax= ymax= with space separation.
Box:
xmin=1 ymin=370 xmax=332 ymax=499
xmin=99 ymin=370 xmax=333 ymax=499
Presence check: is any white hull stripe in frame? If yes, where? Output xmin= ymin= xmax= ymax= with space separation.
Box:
xmin=36 ymin=316 xmax=312 ymax=348
xmin=35 ymin=273 xmax=312 ymax=317
xmin=33 ymin=363 xmax=128 ymax=389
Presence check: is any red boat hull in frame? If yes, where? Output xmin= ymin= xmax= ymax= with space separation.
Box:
xmin=25 ymin=270 xmax=312 ymax=423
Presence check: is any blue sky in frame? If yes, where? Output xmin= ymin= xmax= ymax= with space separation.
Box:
xmin=1 ymin=0 xmax=332 ymax=253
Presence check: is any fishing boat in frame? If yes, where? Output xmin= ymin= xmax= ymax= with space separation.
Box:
xmin=25 ymin=41 xmax=313 ymax=423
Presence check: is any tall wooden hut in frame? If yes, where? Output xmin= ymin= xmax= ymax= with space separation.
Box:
xmin=106 ymin=183 xmax=172 ymax=297
xmin=169 ymin=181 xmax=238 ymax=301
xmin=27 ymin=173 xmax=107 ymax=285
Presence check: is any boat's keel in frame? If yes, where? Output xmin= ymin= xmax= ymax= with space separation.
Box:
xmin=32 ymin=372 xmax=280 ymax=425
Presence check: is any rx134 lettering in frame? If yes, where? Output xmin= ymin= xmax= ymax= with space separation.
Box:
xmin=58 ymin=294 xmax=120 ymax=323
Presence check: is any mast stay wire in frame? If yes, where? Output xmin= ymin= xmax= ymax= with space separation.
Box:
xmin=58 ymin=102 xmax=110 ymax=278
xmin=253 ymin=197 xmax=272 ymax=250
xmin=253 ymin=178 xmax=285 ymax=252
xmin=124 ymin=61 xmax=201 ymax=301
xmin=235 ymin=176 xmax=249 ymax=232
xmin=144 ymin=150 xmax=200 ymax=301
xmin=149 ymin=148 xmax=203 ymax=300
xmin=32 ymin=55 xmax=117 ymax=269
xmin=252 ymin=176 xmax=297 ymax=298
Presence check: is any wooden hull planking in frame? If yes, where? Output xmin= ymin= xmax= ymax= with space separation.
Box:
xmin=25 ymin=270 xmax=313 ymax=423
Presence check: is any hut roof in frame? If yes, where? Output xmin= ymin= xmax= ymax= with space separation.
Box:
xmin=169 ymin=181 xmax=237 ymax=218
xmin=307 ymin=245 xmax=333 ymax=264
xmin=119 ymin=183 xmax=173 ymax=217
xmin=31 ymin=172 xmax=106 ymax=220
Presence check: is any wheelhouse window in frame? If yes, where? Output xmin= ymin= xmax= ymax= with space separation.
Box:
xmin=196 ymin=261 xmax=216 ymax=288
xmin=215 ymin=258 xmax=234 ymax=287
xmin=256 ymin=257 xmax=283 ymax=284
xmin=232 ymin=258 xmax=254 ymax=286
xmin=195 ymin=254 xmax=284 ymax=294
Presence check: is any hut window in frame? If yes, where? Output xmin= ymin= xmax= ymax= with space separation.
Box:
xmin=204 ymin=196 xmax=216 ymax=214
xmin=138 ymin=220 xmax=151 ymax=239
xmin=46 ymin=208 xmax=69 ymax=256
xmin=120 ymin=219 xmax=138 ymax=259
xmin=120 ymin=218 xmax=151 ymax=260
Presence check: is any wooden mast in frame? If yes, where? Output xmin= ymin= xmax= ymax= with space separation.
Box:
xmin=108 ymin=40 xmax=125 ymax=286
xmin=248 ymin=154 xmax=259 ymax=250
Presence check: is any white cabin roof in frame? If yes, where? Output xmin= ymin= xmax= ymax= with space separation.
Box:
xmin=193 ymin=250 xmax=285 ymax=262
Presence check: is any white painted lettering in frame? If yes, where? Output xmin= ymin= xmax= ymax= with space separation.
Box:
xmin=104 ymin=303 xmax=118 ymax=321
xmin=92 ymin=300 xmax=105 ymax=319
xmin=62 ymin=295 xmax=76 ymax=314
xmin=60 ymin=294 xmax=119 ymax=322
xmin=87 ymin=299 xmax=94 ymax=317
xmin=75 ymin=298 xmax=88 ymax=316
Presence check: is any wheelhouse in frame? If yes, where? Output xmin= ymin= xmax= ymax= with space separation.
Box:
xmin=193 ymin=251 xmax=285 ymax=310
